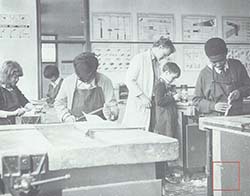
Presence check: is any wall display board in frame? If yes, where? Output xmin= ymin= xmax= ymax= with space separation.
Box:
xmin=137 ymin=13 xmax=175 ymax=41
xmin=183 ymin=45 xmax=208 ymax=71
xmin=222 ymin=16 xmax=250 ymax=42
xmin=182 ymin=15 xmax=217 ymax=41
xmin=227 ymin=45 xmax=250 ymax=76
xmin=0 ymin=14 xmax=31 ymax=39
xmin=92 ymin=12 xmax=132 ymax=41
xmin=92 ymin=43 xmax=133 ymax=72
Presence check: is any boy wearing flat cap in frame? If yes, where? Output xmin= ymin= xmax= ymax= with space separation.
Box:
xmin=193 ymin=37 xmax=250 ymax=116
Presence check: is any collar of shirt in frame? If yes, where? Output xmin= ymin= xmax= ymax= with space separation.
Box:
xmin=208 ymin=60 xmax=229 ymax=74
xmin=150 ymin=50 xmax=157 ymax=61
xmin=76 ymin=78 xmax=96 ymax=90
xmin=50 ymin=77 xmax=62 ymax=88
xmin=1 ymin=84 xmax=13 ymax=91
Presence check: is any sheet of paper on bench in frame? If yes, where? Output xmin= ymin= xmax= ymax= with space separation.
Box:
xmin=85 ymin=114 xmax=105 ymax=123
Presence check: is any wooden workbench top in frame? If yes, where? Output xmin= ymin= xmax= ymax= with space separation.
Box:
xmin=0 ymin=122 xmax=178 ymax=172
xmin=199 ymin=115 xmax=250 ymax=135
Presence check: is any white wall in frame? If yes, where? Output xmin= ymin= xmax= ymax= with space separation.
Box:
xmin=90 ymin=0 xmax=250 ymax=87
xmin=0 ymin=0 xmax=39 ymax=100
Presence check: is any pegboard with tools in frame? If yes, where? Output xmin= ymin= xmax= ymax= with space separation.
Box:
xmin=92 ymin=43 xmax=133 ymax=72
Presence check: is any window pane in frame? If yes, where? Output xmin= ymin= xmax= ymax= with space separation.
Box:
xmin=41 ymin=43 xmax=56 ymax=62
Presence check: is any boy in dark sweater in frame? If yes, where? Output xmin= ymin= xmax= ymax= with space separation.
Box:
xmin=155 ymin=62 xmax=181 ymax=136
xmin=154 ymin=62 xmax=181 ymax=188
xmin=193 ymin=37 xmax=250 ymax=116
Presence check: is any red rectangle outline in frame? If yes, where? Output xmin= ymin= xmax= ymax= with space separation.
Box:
xmin=212 ymin=161 xmax=240 ymax=192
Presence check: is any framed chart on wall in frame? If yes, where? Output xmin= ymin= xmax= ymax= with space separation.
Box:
xmin=0 ymin=14 xmax=31 ymax=39
xmin=183 ymin=45 xmax=208 ymax=71
xmin=92 ymin=43 xmax=134 ymax=72
xmin=182 ymin=15 xmax=217 ymax=42
xmin=137 ymin=13 xmax=175 ymax=41
xmin=222 ymin=16 xmax=250 ymax=43
xmin=227 ymin=45 xmax=250 ymax=76
xmin=91 ymin=12 xmax=132 ymax=41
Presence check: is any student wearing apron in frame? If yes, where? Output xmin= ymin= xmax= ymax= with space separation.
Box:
xmin=71 ymin=77 xmax=106 ymax=120
xmin=0 ymin=61 xmax=33 ymax=125
xmin=193 ymin=37 xmax=250 ymax=116
xmin=54 ymin=52 xmax=118 ymax=122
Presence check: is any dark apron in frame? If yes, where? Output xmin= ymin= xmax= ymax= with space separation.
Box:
xmin=210 ymin=68 xmax=243 ymax=116
xmin=71 ymin=79 xmax=105 ymax=121
xmin=0 ymin=88 xmax=21 ymax=125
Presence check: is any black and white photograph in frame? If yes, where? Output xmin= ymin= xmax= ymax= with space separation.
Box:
xmin=0 ymin=0 xmax=250 ymax=196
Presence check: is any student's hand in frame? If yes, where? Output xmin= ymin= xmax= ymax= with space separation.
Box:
xmin=103 ymin=104 xmax=111 ymax=120
xmin=24 ymin=103 xmax=35 ymax=112
xmin=228 ymin=90 xmax=240 ymax=104
xmin=103 ymin=103 xmax=119 ymax=121
xmin=214 ymin=102 xmax=229 ymax=113
xmin=138 ymin=94 xmax=151 ymax=109
xmin=64 ymin=115 xmax=76 ymax=123
xmin=15 ymin=108 xmax=26 ymax=116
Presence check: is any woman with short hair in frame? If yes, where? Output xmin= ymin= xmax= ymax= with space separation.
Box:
xmin=0 ymin=61 xmax=33 ymax=125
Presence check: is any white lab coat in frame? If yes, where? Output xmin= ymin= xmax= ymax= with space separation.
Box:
xmin=122 ymin=50 xmax=154 ymax=131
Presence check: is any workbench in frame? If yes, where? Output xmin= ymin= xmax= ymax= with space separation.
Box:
xmin=199 ymin=115 xmax=250 ymax=196
xmin=176 ymin=101 xmax=207 ymax=175
xmin=0 ymin=122 xmax=178 ymax=196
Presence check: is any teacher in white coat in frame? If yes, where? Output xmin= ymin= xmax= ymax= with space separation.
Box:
xmin=123 ymin=36 xmax=176 ymax=131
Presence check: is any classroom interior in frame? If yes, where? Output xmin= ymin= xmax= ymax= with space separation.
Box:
xmin=0 ymin=0 xmax=250 ymax=196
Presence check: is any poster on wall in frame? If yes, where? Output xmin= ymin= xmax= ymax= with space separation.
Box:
xmin=92 ymin=43 xmax=133 ymax=72
xmin=137 ymin=13 xmax=175 ymax=41
xmin=227 ymin=45 xmax=250 ymax=76
xmin=0 ymin=14 xmax=31 ymax=39
xmin=222 ymin=16 xmax=250 ymax=43
xmin=183 ymin=45 xmax=208 ymax=71
xmin=182 ymin=15 xmax=217 ymax=42
xmin=92 ymin=12 xmax=132 ymax=41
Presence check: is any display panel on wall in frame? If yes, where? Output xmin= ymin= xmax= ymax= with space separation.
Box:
xmin=222 ymin=16 xmax=250 ymax=43
xmin=227 ymin=45 xmax=250 ymax=76
xmin=137 ymin=13 xmax=175 ymax=41
xmin=91 ymin=12 xmax=132 ymax=41
xmin=182 ymin=15 xmax=217 ymax=42
xmin=92 ymin=43 xmax=133 ymax=72
xmin=183 ymin=45 xmax=208 ymax=71
xmin=0 ymin=14 xmax=31 ymax=39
